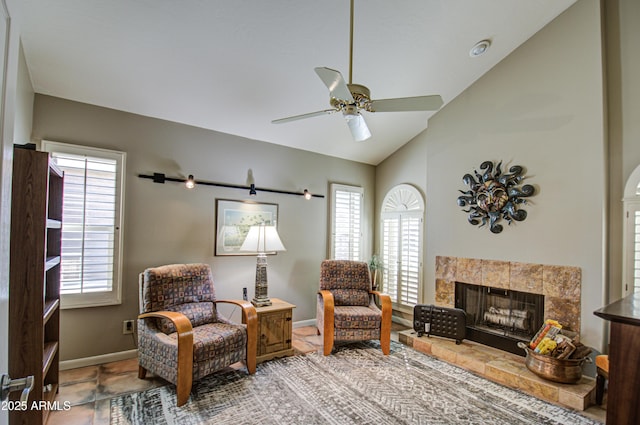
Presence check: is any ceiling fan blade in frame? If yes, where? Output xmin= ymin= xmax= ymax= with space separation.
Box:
xmin=272 ymin=109 xmax=337 ymax=124
xmin=370 ymin=95 xmax=444 ymax=112
xmin=315 ymin=67 xmax=355 ymax=103
xmin=344 ymin=113 xmax=371 ymax=142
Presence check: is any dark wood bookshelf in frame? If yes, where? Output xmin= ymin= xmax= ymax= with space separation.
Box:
xmin=9 ymin=147 xmax=63 ymax=424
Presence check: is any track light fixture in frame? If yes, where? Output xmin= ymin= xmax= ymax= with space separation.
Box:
xmin=138 ymin=173 xmax=324 ymax=199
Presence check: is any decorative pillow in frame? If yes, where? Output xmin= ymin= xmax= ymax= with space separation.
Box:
xmin=332 ymin=289 xmax=370 ymax=306
xmin=157 ymin=302 xmax=216 ymax=334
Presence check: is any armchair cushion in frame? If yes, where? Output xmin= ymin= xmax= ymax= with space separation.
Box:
xmin=142 ymin=263 xmax=216 ymax=311
xmin=189 ymin=322 xmax=246 ymax=364
xmin=320 ymin=260 xmax=371 ymax=306
xmin=332 ymin=289 xmax=370 ymax=306
xmin=157 ymin=302 xmax=216 ymax=334
xmin=334 ymin=305 xmax=382 ymax=329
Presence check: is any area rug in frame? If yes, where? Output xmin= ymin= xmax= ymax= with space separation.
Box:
xmin=111 ymin=341 xmax=601 ymax=425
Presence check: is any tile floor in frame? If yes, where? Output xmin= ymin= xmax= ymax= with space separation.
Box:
xmin=47 ymin=325 xmax=328 ymax=425
xmin=46 ymin=324 xmax=604 ymax=424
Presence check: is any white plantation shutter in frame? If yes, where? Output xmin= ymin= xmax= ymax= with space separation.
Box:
xmin=634 ymin=209 xmax=640 ymax=292
xmin=399 ymin=216 xmax=421 ymax=305
xmin=623 ymin=174 xmax=640 ymax=296
xmin=381 ymin=184 xmax=424 ymax=310
xmin=331 ymin=184 xmax=363 ymax=260
xmin=42 ymin=141 xmax=125 ymax=308
xmin=382 ymin=217 xmax=399 ymax=301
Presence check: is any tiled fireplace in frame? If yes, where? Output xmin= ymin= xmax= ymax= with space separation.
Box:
xmin=435 ymin=256 xmax=582 ymax=353
xmin=401 ymin=256 xmax=595 ymax=412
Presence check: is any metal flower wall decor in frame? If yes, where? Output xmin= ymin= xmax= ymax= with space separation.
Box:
xmin=457 ymin=160 xmax=535 ymax=234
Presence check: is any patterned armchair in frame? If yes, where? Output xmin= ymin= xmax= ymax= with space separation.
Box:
xmin=316 ymin=260 xmax=392 ymax=356
xmin=137 ymin=263 xmax=257 ymax=406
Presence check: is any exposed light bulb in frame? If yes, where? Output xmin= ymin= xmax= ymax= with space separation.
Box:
xmin=185 ymin=174 xmax=195 ymax=189
xmin=304 ymin=189 xmax=312 ymax=200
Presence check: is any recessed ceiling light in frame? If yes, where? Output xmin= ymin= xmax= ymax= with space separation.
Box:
xmin=470 ymin=39 xmax=491 ymax=57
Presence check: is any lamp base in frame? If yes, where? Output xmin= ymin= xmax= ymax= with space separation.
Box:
xmin=252 ymin=253 xmax=272 ymax=307
xmin=251 ymin=297 xmax=272 ymax=307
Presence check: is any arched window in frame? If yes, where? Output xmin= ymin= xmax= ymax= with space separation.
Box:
xmin=380 ymin=184 xmax=424 ymax=311
xmin=623 ymin=165 xmax=640 ymax=295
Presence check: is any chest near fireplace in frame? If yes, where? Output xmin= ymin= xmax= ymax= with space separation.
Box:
xmin=435 ymin=257 xmax=582 ymax=355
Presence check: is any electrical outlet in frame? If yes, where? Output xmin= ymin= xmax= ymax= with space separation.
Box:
xmin=123 ymin=320 xmax=135 ymax=335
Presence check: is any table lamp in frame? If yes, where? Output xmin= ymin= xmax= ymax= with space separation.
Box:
xmin=240 ymin=224 xmax=286 ymax=307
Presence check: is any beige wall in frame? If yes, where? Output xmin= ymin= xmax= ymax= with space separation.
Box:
xmin=2 ymin=3 xmax=34 ymax=394
xmin=377 ymin=0 xmax=607 ymax=350
xmin=606 ymin=0 xmax=640 ymax=302
xmin=32 ymin=95 xmax=375 ymax=361
xmin=14 ymin=43 xmax=34 ymax=144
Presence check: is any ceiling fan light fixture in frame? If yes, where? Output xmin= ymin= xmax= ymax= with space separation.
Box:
xmin=344 ymin=111 xmax=371 ymax=142
xmin=470 ymin=39 xmax=491 ymax=57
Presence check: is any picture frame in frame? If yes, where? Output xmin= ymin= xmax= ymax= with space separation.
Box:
xmin=215 ymin=199 xmax=279 ymax=256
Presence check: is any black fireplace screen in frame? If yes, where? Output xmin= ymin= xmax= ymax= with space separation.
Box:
xmin=455 ymin=282 xmax=544 ymax=346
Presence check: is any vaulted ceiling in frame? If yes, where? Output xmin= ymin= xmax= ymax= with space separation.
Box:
xmin=16 ymin=0 xmax=576 ymax=164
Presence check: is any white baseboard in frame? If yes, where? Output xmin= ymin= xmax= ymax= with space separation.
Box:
xmin=59 ymin=349 xmax=138 ymax=371
xmin=59 ymin=316 xmax=404 ymax=370
xmin=293 ymin=318 xmax=316 ymax=329
xmin=293 ymin=317 xmax=410 ymax=329
xmin=392 ymin=316 xmax=412 ymax=327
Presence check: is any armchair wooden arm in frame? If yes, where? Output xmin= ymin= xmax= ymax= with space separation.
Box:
xmin=369 ymin=291 xmax=392 ymax=355
xmin=318 ymin=290 xmax=335 ymax=355
xmin=138 ymin=311 xmax=193 ymax=406
xmin=216 ymin=299 xmax=258 ymax=374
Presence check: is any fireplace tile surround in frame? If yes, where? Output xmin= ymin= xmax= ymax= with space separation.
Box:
xmin=435 ymin=256 xmax=582 ymax=335
xmin=406 ymin=257 xmax=596 ymax=412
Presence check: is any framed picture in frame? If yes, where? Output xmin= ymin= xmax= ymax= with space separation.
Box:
xmin=215 ymin=199 xmax=278 ymax=256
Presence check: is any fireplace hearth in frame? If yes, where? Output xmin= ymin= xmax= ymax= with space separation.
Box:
xmin=455 ymin=282 xmax=544 ymax=356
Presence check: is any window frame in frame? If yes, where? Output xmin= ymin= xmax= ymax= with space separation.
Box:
xmin=624 ymin=202 xmax=640 ymax=295
xmin=623 ymin=164 xmax=640 ymax=297
xmin=329 ymin=183 xmax=364 ymax=261
xmin=380 ymin=184 xmax=424 ymax=313
xmin=41 ymin=140 xmax=126 ymax=309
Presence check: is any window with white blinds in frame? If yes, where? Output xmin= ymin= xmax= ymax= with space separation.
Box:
xmin=633 ymin=209 xmax=640 ymax=293
xmin=628 ymin=205 xmax=640 ymax=294
xmin=399 ymin=216 xmax=421 ymax=305
xmin=330 ymin=184 xmax=363 ymax=260
xmin=42 ymin=141 xmax=125 ymax=308
xmin=382 ymin=218 xmax=399 ymax=301
xmin=623 ymin=170 xmax=640 ymax=296
xmin=381 ymin=184 xmax=424 ymax=311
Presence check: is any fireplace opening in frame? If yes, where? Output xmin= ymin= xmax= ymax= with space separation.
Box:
xmin=455 ymin=282 xmax=544 ymax=356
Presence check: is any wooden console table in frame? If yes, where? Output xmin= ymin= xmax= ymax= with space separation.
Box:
xmin=255 ymin=298 xmax=296 ymax=363
xmin=594 ymin=293 xmax=640 ymax=425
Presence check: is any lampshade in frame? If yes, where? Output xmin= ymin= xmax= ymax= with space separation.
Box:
xmin=240 ymin=225 xmax=286 ymax=253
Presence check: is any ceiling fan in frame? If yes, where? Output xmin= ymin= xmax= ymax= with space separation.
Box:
xmin=272 ymin=0 xmax=444 ymax=142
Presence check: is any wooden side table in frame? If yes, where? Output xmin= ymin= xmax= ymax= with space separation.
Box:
xmin=255 ymin=298 xmax=296 ymax=363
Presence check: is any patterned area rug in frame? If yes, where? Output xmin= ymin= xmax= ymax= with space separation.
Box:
xmin=111 ymin=341 xmax=600 ymax=425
